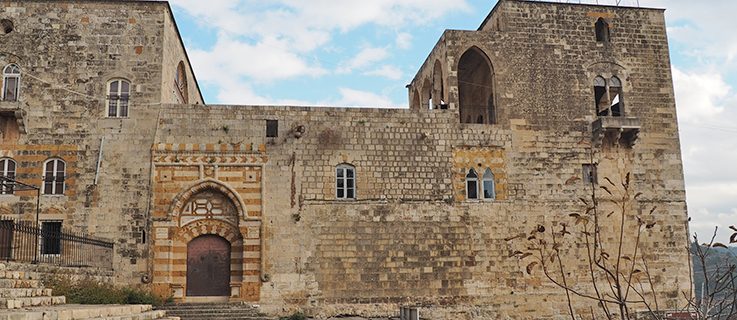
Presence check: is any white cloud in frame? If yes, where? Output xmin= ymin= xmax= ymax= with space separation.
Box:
xmin=395 ymin=32 xmax=413 ymax=50
xmin=671 ymin=66 xmax=737 ymax=243
xmin=167 ymin=0 xmax=471 ymax=105
xmin=672 ymin=68 xmax=729 ymax=121
xmin=364 ymin=65 xmax=403 ymax=80
xmin=641 ymin=0 xmax=737 ymax=68
xmin=335 ymin=88 xmax=399 ymax=108
xmin=190 ymin=36 xmax=326 ymax=83
xmin=337 ymin=47 xmax=389 ymax=73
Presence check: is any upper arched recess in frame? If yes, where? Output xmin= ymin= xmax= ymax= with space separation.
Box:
xmin=458 ymin=46 xmax=496 ymax=125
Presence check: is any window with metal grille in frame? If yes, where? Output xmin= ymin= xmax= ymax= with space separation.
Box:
xmin=2 ymin=64 xmax=20 ymax=102
xmin=107 ymin=79 xmax=130 ymax=117
xmin=41 ymin=221 xmax=62 ymax=255
xmin=266 ymin=120 xmax=278 ymax=138
xmin=336 ymin=164 xmax=355 ymax=200
xmin=0 ymin=158 xmax=15 ymax=195
xmin=43 ymin=159 xmax=65 ymax=195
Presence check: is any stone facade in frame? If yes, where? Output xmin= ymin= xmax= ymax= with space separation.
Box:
xmin=0 ymin=0 xmax=690 ymax=319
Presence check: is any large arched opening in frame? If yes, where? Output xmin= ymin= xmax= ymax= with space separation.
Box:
xmin=458 ymin=47 xmax=496 ymax=124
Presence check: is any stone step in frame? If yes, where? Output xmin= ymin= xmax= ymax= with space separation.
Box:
xmin=0 ymin=270 xmax=42 ymax=281
xmin=0 ymin=304 xmax=168 ymax=320
xmin=0 ymin=278 xmax=41 ymax=289
xmin=84 ymin=310 xmax=168 ymax=320
xmin=158 ymin=317 xmax=271 ymax=320
xmin=0 ymin=288 xmax=52 ymax=298
xmin=0 ymin=295 xmax=65 ymax=309
xmin=156 ymin=303 xmax=261 ymax=310
xmin=155 ymin=304 xmax=273 ymax=320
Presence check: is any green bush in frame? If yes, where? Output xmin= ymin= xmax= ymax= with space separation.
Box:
xmin=44 ymin=276 xmax=167 ymax=306
xmin=279 ymin=312 xmax=307 ymax=320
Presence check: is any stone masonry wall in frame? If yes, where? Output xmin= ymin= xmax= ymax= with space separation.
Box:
xmin=0 ymin=0 xmax=201 ymax=283
xmin=0 ymin=0 xmax=690 ymax=319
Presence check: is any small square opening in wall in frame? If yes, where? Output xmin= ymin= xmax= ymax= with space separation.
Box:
xmin=583 ymin=164 xmax=598 ymax=185
xmin=266 ymin=120 xmax=278 ymax=138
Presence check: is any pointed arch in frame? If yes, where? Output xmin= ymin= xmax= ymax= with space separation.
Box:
xmin=465 ymin=168 xmax=479 ymax=200
xmin=175 ymin=61 xmax=189 ymax=104
xmin=482 ymin=168 xmax=496 ymax=200
xmin=411 ymin=89 xmax=421 ymax=110
xmin=421 ymin=78 xmax=432 ymax=110
xmin=432 ymin=60 xmax=445 ymax=109
xmin=458 ymin=46 xmax=496 ymax=124
xmin=168 ymin=179 xmax=247 ymax=222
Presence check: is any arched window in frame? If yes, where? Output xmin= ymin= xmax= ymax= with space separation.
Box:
xmin=0 ymin=158 xmax=15 ymax=195
xmin=458 ymin=47 xmax=495 ymax=124
xmin=2 ymin=64 xmax=20 ymax=102
xmin=336 ymin=164 xmax=356 ymax=200
xmin=594 ymin=76 xmax=624 ymax=117
xmin=466 ymin=169 xmax=479 ymax=200
xmin=594 ymin=76 xmax=607 ymax=116
xmin=175 ymin=61 xmax=188 ymax=104
xmin=42 ymin=159 xmax=65 ymax=195
xmin=422 ymin=78 xmax=432 ymax=110
xmin=106 ymin=79 xmax=130 ymax=117
xmin=595 ymin=18 xmax=610 ymax=43
xmin=432 ymin=60 xmax=445 ymax=109
xmin=411 ymin=89 xmax=421 ymax=110
xmin=609 ymin=76 xmax=622 ymax=116
xmin=482 ymin=168 xmax=496 ymax=200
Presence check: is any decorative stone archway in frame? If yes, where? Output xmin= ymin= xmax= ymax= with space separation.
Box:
xmin=152 ymin=179 xmax=262 ymax=302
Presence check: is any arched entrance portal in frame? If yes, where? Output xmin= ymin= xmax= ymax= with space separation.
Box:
xmin=186 ymin=234 xmax=231 ymax=297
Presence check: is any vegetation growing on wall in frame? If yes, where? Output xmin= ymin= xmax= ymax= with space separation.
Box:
xmin=44 ymin=276 xmax=170 ymax=306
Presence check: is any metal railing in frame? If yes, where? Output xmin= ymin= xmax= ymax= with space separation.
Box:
xmin=0 ymin=216 xmax=114 ymax=270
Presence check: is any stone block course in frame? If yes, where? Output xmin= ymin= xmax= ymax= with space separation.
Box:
xmin=0 ymin=0 xmax=690 ymax=319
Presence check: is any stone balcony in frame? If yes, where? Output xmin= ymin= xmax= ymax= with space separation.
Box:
xmin=592 ymin=116 xmax=641 ymax=148
xmin=0 ymin=100 xmax=25 ymax=136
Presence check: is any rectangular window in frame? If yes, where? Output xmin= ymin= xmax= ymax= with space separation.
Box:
xmin=336 ymin=165 xmax=356 ymax=200
xmin=266 ymin=120 xmax=278 ymax=138
xmin=43 ymin=160 xmax=65 ymax=195
xmin=483 ymin=180 xmax=495 ymax=199
xmin=583 ymin=164 xmax=598 ymax=185
xmin=467 ymin=180 xmax=478 ymax=199
xmin=3 ymin=77 xmax=18 ymax=102
xmin=41 ymin=221 xmax=62 ymax=255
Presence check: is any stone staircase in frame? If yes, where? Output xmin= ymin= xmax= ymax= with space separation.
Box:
xmin=155 ymin=303 xmax=275 ymax=320
xmin=0 ymin=264 xmax=177 ymax=320
xmin=0 ymin=267 xmax=66 ymax=309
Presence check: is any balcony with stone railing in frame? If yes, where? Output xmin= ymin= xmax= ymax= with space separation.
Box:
xmin=592 ymin=116 xmax=641 ymax=148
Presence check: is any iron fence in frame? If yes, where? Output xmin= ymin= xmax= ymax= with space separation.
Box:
xmin=0 ymin=216 xmax=114 ymax=270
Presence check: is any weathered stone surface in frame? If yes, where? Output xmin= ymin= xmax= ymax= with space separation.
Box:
xmin=0 ymin=0 xmax=689 ymax=319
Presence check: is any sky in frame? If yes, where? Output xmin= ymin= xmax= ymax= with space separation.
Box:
xmin=165 ymin=0 xmax=737 ymax=243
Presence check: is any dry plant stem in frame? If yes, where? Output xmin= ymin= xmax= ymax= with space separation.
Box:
xmin=641 ymin=256 xmax=660 ymax=312
xmin=584 ymin=220 xmax=613 ymax=318
xmin=552 ymin=231 xmax=576 ymax=320
xmin=537 ymin=246 xmax=622 ymax=305
xmin=623 ymin=224 xmax=643 ymax=304
xmin=614 ymin=177 xmax=630 ymax=320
